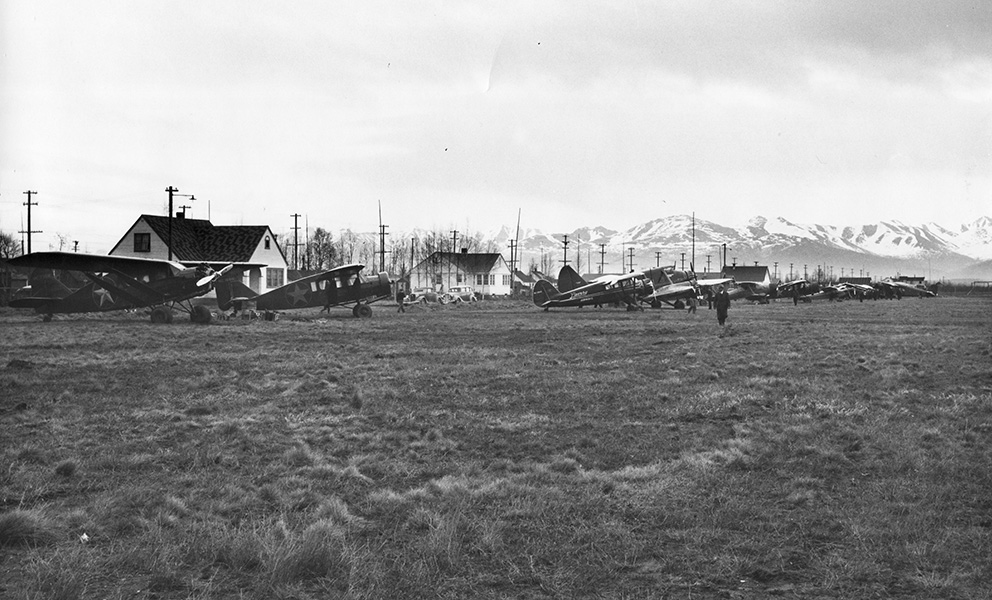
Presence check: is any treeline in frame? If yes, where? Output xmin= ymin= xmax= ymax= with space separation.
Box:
xmin=288 ymin=228 xmax=503 ymax=278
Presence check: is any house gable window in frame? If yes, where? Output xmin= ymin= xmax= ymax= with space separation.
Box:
xmin=134 ymin=232 xmax=151 ymax=253
xmin=264 ymin=236 xmax=271 ymax=250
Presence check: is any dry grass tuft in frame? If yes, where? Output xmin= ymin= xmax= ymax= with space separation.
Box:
xmin=0 ymin=509 xmax=58 ymax=547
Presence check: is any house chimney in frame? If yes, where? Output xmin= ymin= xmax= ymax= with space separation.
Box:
xmin=461 ymin=247 xmax=468 ymax=254
xmin=176 ymin=212 xmax=185 ymax=220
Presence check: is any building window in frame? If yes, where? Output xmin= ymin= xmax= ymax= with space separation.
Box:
xmin=266 ymin=268 xmax=284 ymax=288
xmin=264 ymin=236 xmax=271 ymax=250
xmin=503 ymin=274 xmax=512 ymax=286
xmin=476 ymin=274 xmax=484 ymax=286
xmin=134 ymin=232 xmax=151 ymax=253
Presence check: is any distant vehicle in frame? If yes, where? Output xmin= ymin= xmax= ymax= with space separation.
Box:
xmin=405 ymin=288 xmax=438 ymax=305
xmin=440 ymin=286 xmax=477 ymax=304
xmin=8 ymin=251 xmax=232 ymax=323
xmin=215 ymin=263 xmax=391 ymax=317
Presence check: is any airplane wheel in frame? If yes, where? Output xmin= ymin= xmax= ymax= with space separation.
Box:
xmin=190 ymin=305 xmax=212 ymax=324
xmin=674 ymin=300 xmax=685 ymax=310
xmin=355 ymin=303 xmax=373 ymax=318
xmin=150 ymin=307 xmax=173 ymax=324
xmin=43 ymin=314 xmax=53 ymax=323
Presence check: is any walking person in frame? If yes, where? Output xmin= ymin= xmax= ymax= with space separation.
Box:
xmin=715 ymin=285 xmax=731 ymax=326
xmin=396 ymin=289 xmax=406 ymax=313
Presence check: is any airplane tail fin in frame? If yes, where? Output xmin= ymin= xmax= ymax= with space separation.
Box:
xmin=532 ymin=279 xmax=560 ymax=307
xmin=215 ymin=279 xmax=257 ymax=311
xmin=557 ymin=265 xmax=587 ymax=293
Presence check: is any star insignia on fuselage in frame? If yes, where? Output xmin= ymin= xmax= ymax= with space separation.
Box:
xmin=92 ymin=287 xmax=114 ymax=308
xmin=286 ymin=283 xmax=310 ymax=306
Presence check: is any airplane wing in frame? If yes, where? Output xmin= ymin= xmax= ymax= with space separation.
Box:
xmin=695 ymin=277 xmax=735 ymax=289
xmin=646 ymin=281 xmax=696 ymax=301
xmin=9 ymin=251 xmax=183 ymax=280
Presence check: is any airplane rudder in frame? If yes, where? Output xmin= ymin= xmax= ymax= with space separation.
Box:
xmin=533 ymin=280 xmax=556 ymax=306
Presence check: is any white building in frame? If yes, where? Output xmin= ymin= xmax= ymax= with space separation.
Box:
xmin=409 ymin=251 xmax=512 ymax=297
xmin=110 ymin=214 xmax=289 ymax=294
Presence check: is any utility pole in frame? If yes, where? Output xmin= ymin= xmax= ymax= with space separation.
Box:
xmin=627 ymin=247 xmax=635 ymax=272
xmin=166 ymin=187 xmax=176 ymax=261
xmin=705 ymin=254 xmax=711 ymax=273
xmin=680 ymin=252 xmax=686 ymax=271
xmin=21 ymin=191 xmax=40 ymax=254
xmin=378 ymin=222 xmax=389 ymax=274
xmin=773 ymin=262 xmax=778 ymax=280
xmin=291 ymin=213 xmax=302 ymax=271
xmin=450 ymin=230 xmax=458 ymax=289
xmin=599 ymin=244 xmax=606 ymax=274
xmin=73 ymin=241 xmax=79 ymax=253
xmin=179 ymin=204 xmax=191 ymax=217
xmin=691 ymin=212 xmax=695 ymax=270
xmin=655 ymin=251 xmax=663 ymax=268
xmin=165 ymin=187 xmax=193 ymax=261
xmin=559 ymin=234 xmax=570 ymax=265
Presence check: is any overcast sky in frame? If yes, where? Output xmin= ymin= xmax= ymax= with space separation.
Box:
xmin=2 ymin=1 xmax=990 ymax=253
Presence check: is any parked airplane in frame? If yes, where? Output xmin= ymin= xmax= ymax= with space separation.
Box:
xmin=8 ymin=251 xmax=231 ymax=323
xmin=215 ymin=263 xmax=391 ymax=317
xmin=646 ymin=267 xmax=734 ymax=308
xmin=877 ymin=278 xmax=937 ymax=298
xmin=776 ymin=279 xmax=857 ymax=303
xmin=533 ymin=266 xmax=654 ymax=310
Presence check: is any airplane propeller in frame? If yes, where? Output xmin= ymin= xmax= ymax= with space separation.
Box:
xmin=196 ymin=264 xmax=234 ymax=287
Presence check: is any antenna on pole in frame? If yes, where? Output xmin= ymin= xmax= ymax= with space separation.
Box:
xmin=513 ymin=208 xmax=521 ymax=276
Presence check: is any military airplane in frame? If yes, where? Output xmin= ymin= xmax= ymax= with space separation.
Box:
xmin=215 ymin=263 xmax=391 ymax=317
xmin=533 ymin=266 xmax=654 ymax=310
xmin=877 ymin=278 xmax=937 ymax=298
xmin=8 ymin=251 xmax=231 ymax=323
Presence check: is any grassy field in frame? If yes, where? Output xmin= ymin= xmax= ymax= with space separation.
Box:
xmin=1 ymin=297 xmax=991 ymax=599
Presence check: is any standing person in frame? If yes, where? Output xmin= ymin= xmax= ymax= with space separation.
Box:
xmin=715 ymin=286 xmax=731 ymax=326
xmin=687 ymin=293 xmax=698 ymax=314
xmin=396 ymin=289 xmax=406 ymax=313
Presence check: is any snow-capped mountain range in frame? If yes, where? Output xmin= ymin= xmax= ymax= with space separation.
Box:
xmin=491 ymin=215 xmax=992 ymax=280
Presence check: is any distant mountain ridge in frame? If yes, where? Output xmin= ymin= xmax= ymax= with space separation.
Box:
xmin=493 ymin=215 xmax=992 ymax=280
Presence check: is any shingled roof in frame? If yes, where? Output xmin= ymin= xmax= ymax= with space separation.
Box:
xmin=722 ymin=265 xmax=770 ymax=283
xmin=137 ymin=215 xmax=272 ymax=263
xmin=433 ymin=252 xmax=504 ymax=272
